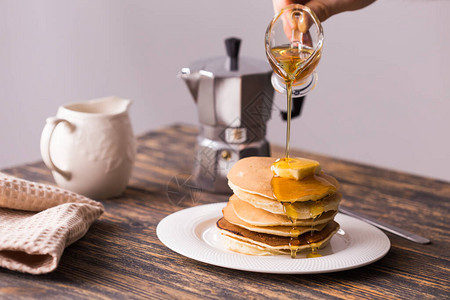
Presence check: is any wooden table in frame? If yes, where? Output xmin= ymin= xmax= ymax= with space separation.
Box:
xmin=1 ymin=124 xmax=449 ymax=299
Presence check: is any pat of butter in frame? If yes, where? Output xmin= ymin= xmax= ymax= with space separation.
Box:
xmin=271 ymin=157 xmax=321 ymax=180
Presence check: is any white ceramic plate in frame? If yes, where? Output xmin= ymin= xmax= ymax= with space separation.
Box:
xmin=157 ymin=202 xmax=390 ymax=274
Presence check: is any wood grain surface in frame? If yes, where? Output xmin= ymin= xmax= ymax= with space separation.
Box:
xmin=0 ymin=124 xmax=449 ymax=299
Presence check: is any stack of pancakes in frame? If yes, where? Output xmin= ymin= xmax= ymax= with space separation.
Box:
xmin=217 ymin=157 xmax=341 ymax=257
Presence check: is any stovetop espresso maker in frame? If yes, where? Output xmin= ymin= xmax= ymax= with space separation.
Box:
xmin=180 ymin=38 xmax=304 ymax=193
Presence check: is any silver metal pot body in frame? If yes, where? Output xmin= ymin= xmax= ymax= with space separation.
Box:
xmin=180 ymin=42 xmax=275 ymax=193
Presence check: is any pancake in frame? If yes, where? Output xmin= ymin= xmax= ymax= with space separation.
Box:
xmin=217 ymin=217 xmax=340 ymax=255
xmin=222 ymin=200 xmax=327 ymax=237
xmin=229 ymin=181 xmax=341 ymax=218
xmin=227 ymin=157 xmax=338 ymax=202
xmin=230 ymin=194 xmax=337 ymax=226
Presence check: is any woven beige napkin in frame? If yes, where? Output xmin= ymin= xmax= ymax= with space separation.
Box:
xmin=0 ymin=172 xmax=104 ymax=274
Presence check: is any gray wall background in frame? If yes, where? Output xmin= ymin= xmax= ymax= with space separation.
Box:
xmin=1 ymin=0 xmax=449 ymax=181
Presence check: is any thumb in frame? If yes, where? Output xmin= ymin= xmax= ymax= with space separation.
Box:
xmin=305 ymin=0 xmax=377 ymax=22
xmin=304 ymin=0 xmax=333 ymax=22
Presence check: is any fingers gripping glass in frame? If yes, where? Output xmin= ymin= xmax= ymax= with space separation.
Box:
xmin=265 ymin=4 xmax=324 ymax=96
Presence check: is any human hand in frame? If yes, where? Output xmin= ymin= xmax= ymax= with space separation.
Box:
xmin=273 ymin=0 xmax=376 ymax=22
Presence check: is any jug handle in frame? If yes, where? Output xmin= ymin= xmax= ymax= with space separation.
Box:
xmin=40 ymin=117 xmax=73 ymax=180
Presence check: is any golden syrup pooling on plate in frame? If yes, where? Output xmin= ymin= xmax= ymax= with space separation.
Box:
xmin=306 ymin=247 xmax=322 ymax=258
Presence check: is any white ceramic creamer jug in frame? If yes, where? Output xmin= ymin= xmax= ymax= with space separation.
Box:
xmin=40 ymin=96 xmax=136 ymax=199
